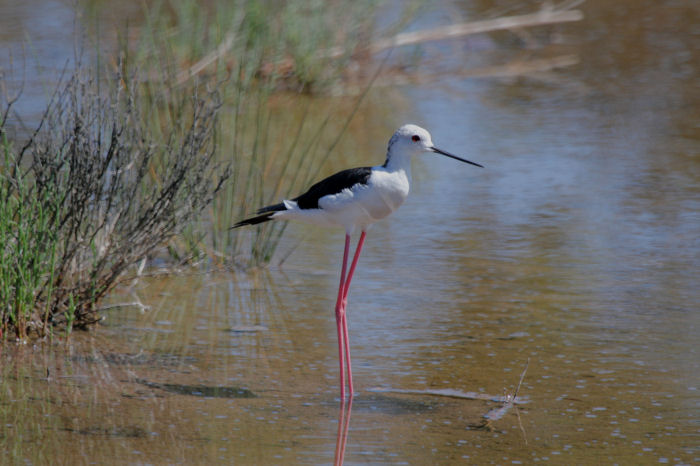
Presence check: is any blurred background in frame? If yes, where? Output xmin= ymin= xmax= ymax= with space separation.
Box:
xmin=1 ymin=0 xmax=698 ymax=464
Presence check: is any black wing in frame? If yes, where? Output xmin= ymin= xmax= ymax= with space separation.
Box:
xmin=232 ymin=166 xmax=372 ymax=228
xmin=293 ymin=167 xmax=372 ymax=210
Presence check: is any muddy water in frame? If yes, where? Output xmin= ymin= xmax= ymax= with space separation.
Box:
xmin=2 ymin=0 xmax=699 ymax=464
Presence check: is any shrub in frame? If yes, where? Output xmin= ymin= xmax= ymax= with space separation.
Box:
xmin=0 ymin=61 xmax=228 ymax=338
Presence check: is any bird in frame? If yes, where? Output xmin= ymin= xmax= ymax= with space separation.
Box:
xmin=233 ymin=124 xmax=483 ymax=399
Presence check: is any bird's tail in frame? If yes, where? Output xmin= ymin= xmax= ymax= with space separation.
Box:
xmin=231 ymin=202 xmax=287 ymax=229
xmin=231 ymin=212 xmax=275 ymax=228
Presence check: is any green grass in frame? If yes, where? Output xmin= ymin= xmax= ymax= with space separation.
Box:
xmin=0 ymin=134 xmax=61 ymax=340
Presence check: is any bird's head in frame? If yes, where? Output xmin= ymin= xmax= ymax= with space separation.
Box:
xmin=388 ymin=124 xmax=483 ymax=168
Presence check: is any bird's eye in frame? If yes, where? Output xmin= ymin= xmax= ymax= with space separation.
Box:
xmin=412 ymin=135 xmax=420 ymax=142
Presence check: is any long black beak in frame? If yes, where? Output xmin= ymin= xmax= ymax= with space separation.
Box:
xmin=431 ymin=146 xmax=483 ymax=168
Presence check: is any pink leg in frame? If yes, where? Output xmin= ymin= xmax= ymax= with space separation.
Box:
xmin=334 ymin=234 xmax=352 ymax=399
xmin=339 ymin=231 xmax=366 ymax=397
xmin=343 ymin=231 xmax=367 ymax=302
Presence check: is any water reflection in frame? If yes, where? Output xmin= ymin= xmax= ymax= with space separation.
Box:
xmin=334 ymin=398 xmax=352 ymax=466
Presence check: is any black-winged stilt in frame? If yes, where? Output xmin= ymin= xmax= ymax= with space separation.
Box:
xmin=233 ymin=124 xmax=483 ymax=399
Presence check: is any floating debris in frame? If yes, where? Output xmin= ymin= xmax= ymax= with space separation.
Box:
xmin=367 ymin=387 xmax=528 ymax=404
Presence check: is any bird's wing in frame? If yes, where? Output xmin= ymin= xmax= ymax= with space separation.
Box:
xmin=294 ymin=167 xmax=372 ymax=210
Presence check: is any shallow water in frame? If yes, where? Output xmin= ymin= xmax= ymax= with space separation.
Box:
xmin=2 ymin=0 xmax=699 ymax=464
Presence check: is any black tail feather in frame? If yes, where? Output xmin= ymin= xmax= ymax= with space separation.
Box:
xmin=232 ymin=202 xmax=288 ymax=229
xmin=256 ymin=202 xmax=286 ymax=214
xmin=231 ymin=212 xmax=276 ymax=229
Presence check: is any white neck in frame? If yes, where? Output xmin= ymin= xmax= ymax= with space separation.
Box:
xmin=382 ymin=151 xmax=413 ymax=177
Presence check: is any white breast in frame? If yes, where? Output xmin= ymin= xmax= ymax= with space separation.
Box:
xmin=358 ymin=168 xmax=410 ymax=220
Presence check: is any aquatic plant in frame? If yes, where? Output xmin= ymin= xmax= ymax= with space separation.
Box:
xmin=0 ymin=61 xmax=227 ymax=338
xmin=0 ymin=133 xmax=61 ymax=339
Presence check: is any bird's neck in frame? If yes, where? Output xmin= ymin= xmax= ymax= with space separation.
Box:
xmin=382 ymin=152 xmax=413 ymax=177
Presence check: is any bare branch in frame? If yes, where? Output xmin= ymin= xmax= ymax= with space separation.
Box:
xmin=324 ymin=4 xmax=583 ymax=59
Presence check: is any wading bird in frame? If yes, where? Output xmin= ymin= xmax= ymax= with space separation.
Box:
xmin=233 ymin=124 xmax=482 ymax=399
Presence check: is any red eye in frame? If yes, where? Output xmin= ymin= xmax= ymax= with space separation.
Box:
xmin=412 ymin=135 xmax=420 ymax=142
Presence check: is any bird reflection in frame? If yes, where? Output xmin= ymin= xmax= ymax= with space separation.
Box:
xmin=333 ymin=397 xmax=353 ymax=465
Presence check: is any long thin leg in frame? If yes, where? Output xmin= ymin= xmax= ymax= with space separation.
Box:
xmin=343 ymin=231 xmax=367 ymax=302
xmin=340 ymin=311 xmax=352 ymax=396
xmin=339 ymin=231 xmax=366 ymax=397
xmin=335 ymin=234 xmax=351 ymax=399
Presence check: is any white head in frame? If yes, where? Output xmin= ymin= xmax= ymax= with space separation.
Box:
xmin=386 ymin=124 xmax=483 ymax=167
